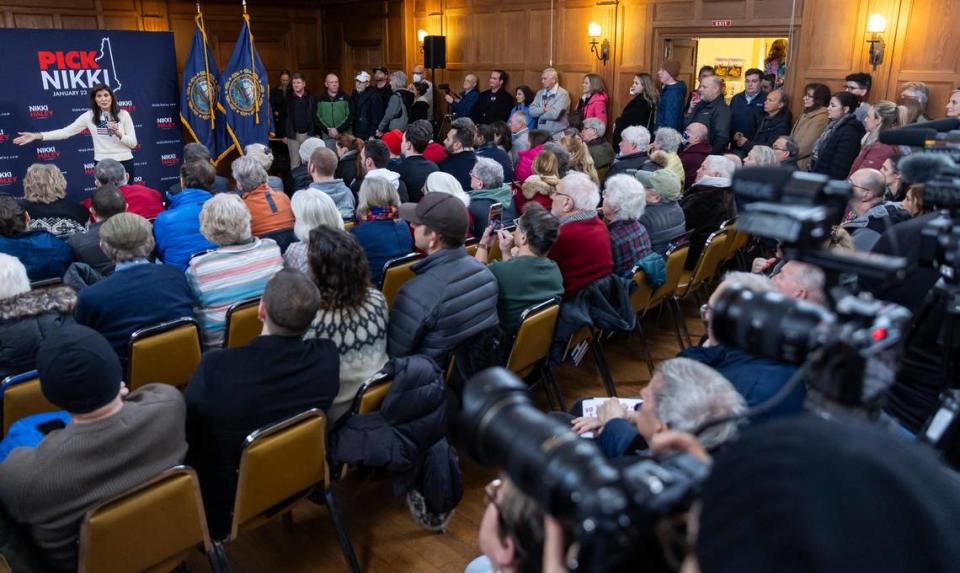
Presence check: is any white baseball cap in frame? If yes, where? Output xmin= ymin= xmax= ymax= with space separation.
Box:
xmin=355 ymin=71 xmax=371 ymax=82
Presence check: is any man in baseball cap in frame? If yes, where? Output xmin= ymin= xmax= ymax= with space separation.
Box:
xmin=0 ymin=324 xmax=187 ymax=569
xmin=389 ymin=192 xmax=499 ymax=361
xmin=351 ymin=70 xmax=384 ymax=140
xmin=634 ymin=169 xmax=686 ymax=254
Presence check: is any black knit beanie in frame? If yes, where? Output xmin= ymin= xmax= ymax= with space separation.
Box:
xmin=697 ymin=415 xmax=960 ymax=573
xmin=36 ymin=324 xmax=122 ymax=414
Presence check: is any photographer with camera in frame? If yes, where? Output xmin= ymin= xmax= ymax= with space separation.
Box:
xmin=445 ymin=74 xmax=480 ymax=119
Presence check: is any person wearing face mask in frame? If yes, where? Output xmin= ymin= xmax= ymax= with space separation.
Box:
xmin=683 ymin=75 xmax=732 ymax=153
xmin=350 ymin=70 xmax=385 ymax=141
xmin=612 ymin=73 xmax=658 ymax=148
xmin=656 ymin=60 xmax=687 ymax=132
xmin=408 ymin=64 xmax=434 ymax=121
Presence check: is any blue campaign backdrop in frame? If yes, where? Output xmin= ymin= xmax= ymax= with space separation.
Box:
xmin=0 ymin=29 xmax=182 ymax=201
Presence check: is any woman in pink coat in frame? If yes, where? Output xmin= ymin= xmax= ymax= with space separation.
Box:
xmin=577 ymin=74 xmax=609 ymax=128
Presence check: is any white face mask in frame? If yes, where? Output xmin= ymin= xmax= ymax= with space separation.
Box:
xmin=413 ymin=73 xmax=423 ymax=82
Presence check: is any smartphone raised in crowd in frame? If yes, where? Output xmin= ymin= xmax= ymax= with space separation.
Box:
xmin=488 ymin=202 xmax=503 ymax=230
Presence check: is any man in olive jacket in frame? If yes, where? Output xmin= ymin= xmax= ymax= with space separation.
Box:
xmin=388 ymin=193 xmax=499 ymax=364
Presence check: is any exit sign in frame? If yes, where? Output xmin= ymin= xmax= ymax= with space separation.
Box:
xmin=712 ymin=19 xmax=733 ymax=27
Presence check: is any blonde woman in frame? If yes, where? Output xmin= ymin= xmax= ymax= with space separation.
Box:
xmin=560 ymin=132 xmax=599 ymax=183
xmin=847 ymin=100 xmax=905 ymax=176
xmin=22 ymin=164 xmax=88 ymax=237
xmin=613 ymin=73 xmax=658 ymax=147
xmin=515 ymin=150 xmax=561 ymax=213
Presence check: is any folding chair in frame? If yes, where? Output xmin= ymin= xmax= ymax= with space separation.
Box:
xmin=630 ymin=244 xmax=690 ymax=363
xmin=29 ymin=277 xmax=64 ymax=290
xmin=464 ymin=237 xmax=479 ymax=257
xmin=78 ymin=466 xmax=221 ymax=573
xmin=343 ymin=221 xmax=355 ymax=232
xmin=213 ymin=409 xmax=360 ymax=573
xmin=564 ymin=325 xmax=618 ymax=397
xmin=350 ymin=371 xmax=392 ymax=415
xmin=506 ymin=299 xmax=564 ymax=409
xmin=1 ymin=370 xmax=56 ymax=436
xmin=380 ymin=253 xmax=423 ymax=310
xmin=223 ymin=297 xmax=262 ymax=349
xmin=127 ymin=318 xmax=202 ymax=391
xmin=671 ymin=229 xmax=729 ymax=346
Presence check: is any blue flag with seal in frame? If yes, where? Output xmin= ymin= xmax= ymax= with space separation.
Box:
xmin=219 ymin=14 xmax=272 ymax=160
xmin=180 ymin=11 xmax=227 ymax=164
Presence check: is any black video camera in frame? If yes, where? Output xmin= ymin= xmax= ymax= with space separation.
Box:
xmin=437 ymin=83 xmax=451 ymax=92
xmin=454 ymin=368 xmax=709 ymax=572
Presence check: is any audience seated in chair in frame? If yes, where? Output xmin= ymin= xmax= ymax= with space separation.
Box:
xmin=606 ymin=125 xmax=654 ymax=179
xmin=303 ymin=227 xmax=388 ymax=427
xmin=0 ymin=195 xmax=73 ymax=283
xmin=20 ymin=163 xmax=88 ymax=237
xmin=389 ymin=193 xmax=499 ymax=363
xmin=678 ymin=122 xmax=712 ymax=191
xmin=602 ymin=175 xmax=653 ymax=277
xmin=475 ymin=202 xmax=563 ymax=334
xmin=68 ymin=183 xmax=126 ymax=276
xmin=468 ymin=157 xmax=516 ymax=239
xmin=233 ymin=155 xmax=295 ymax=240
xmin=681 ymin=155 xmax=737 ymax=269
xmin=351 ymin=177 xmax=414 ymax=285
xmin=290 ymin=137 xmax=326 ymax=194
xmin=91 ymin=158 xmax=163 ymax=220
xmin=309 ymin=146 xmax=357 ymax=219
xmin=185 ymin=269 xmax=338 ymax=539
xmin=439 ymin=119 xmax=479 ymax=191
xmin=680 ymin=272 xmax=805 ymax=421
xmin=0 ymin=254 xmax=75 ymax=380
xmin=153 ymin=159 xmax=217 ymax=270
xmin=166 ymin=142 xmax=230 ymax=196
xmin=547 ymin=172 xmax=613 ymax=298
xmin=568 ymin=357 xmax=745 ymax=459
xmin=635 ymin=169 xmax=686 ymax=255
xmin=359 ymin=138 xmax=409 ymax=203
xmin=187 ymin=193 xmax=283 ymax=349
xmin=74 ymin=213 xmax=195 ymax=366
xmin=398 ymin=120 xmax=440 ymax=203
xmin=283 ymin=187 xmax=344 ymax=275
xmin=0 ymin=324 xmax=186 ymax=571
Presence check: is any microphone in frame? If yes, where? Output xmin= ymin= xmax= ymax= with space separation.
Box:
xmin=915 ymin=117 xmax=960 ymax=132
xmin=879 ymin=128 xmax=937 ymax=147
xmin=101 ymin=111 xmax=113 ymax=123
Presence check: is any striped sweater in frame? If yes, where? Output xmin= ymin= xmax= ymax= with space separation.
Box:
xmin=186 ymin=238 xmax=283 ymax=349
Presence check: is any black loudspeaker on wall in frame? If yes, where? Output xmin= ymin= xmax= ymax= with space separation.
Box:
xmin=424 ymin=36 xmax=447 ymax=69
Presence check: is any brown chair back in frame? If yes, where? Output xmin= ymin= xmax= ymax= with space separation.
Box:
xmin=684 ymin=229 xmax=729 ymax=296
xmin=127 ymin=318 xmax=202 ymax=391
xmin=223 ymin=297 xmax=262 ymax=349
xmin=229 ymin=409 xmax=327 ymax=540
xmin=464 ymin=237 xmax=479 ymax=257
xmin=343 ymin=221 xmax=355 ymax=232
xmin=351 ymin=371 xmax=392 ymax=415
xmin=78 ymin=466 xmax=212 ymax=573
xmin=649 ymin=243 xmax=689 ymax=308
xmin=1 ymin=370 xmax=55 ymax=436
xmin=506 ymin=299 xmax=561 ymax=378
xmin=629 ymin=268 xmax=653 ymax=314
xmin=380 ymin=253 xmax=423 ymax=310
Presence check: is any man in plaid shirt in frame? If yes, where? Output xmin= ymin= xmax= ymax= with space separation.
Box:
xmin=602 ymin=175 xmax=653 ymax=276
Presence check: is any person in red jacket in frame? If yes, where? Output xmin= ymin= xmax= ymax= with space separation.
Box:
xmin=547 ymin=172 xmax=613 ymax=298
xmin=87 ymin=158 xmax=164 ymax=220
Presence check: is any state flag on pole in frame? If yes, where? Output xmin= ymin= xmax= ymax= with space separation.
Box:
xmin=218 ymin=14 xmax=272 ymax=160
xmin=179 ymin=11 xmax=228 ymax=163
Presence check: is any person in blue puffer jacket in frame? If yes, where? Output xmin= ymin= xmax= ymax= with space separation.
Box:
xmin=154 ymin=160 xmax=217 ymax=270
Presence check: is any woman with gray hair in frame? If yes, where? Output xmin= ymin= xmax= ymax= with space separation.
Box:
xmin=0 ymin=253 xmax=76 ymax=379
xmin=283 ymin=188 xmax=344 ymax=275
xmin=744 ymin=145 xmax=778 ymax=168
xmin=602 ymin=174 xmax=653 ymax=276
xmin=232 ymin=155 xmax=295 ymax=245
xmin=377 ymin=71 xmax=413 ymax=135
xmin=649 ymin=127 xmax=686 ymax=184
xmin=467 ymin=157 xmax=515 ymax=238
xmin=75 ymin=212 xmax=195 ymax=362
xmin=22 ymin=163 xmax=88 ymax=237
xmin=351 ymin=177 xmax=413 ymax=285
xmin=187 ymin=193 xmax=284 ymax=349
xmin=243 ymin=143 xmax=284 ymax=192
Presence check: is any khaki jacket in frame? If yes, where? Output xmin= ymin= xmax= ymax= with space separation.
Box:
xmin=790 ymin=107 xmax=830 ymax=170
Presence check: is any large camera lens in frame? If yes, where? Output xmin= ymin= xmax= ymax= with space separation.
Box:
xmin=712 ymin=284 xmax=832 ymax=365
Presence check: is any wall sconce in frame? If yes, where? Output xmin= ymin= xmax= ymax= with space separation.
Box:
xmin=417 ymin=29 xmax=428 ymax=54
xmin=865 ymin=13 xmax=886 ymax=70
xmin=588 ymin=22 xmax=609 ymax=63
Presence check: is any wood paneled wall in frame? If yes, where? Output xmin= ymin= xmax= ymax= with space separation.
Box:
xmin=0 ymin=0 xmax=408 ymax=93
xmin=410 ymin=0 xmax=960 ymax=122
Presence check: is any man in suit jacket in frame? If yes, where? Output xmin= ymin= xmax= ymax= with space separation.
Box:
xmin=185 ymin=269 xmax=340 ymax=538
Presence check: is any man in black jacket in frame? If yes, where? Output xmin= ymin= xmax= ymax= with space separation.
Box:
xmin=684 ymin=76 xmax=732 ymax=154
xmin=606 ymin=125 xmax=654 ymax=179
xmin=284 ymin=73 xmax=317 ymax=169
xmin=733 ymin=89 xmax=792 ymax=155
xmin=398 ymin=120 xmax=439 ymax=202
xmin=350 ymin=71 xmax=385 ymax=141
xmin=389 ymin=193 xmax=498 ymax=363
xmin=439 ymin=119 xmax=478 ymax=190
xmin=185 ymin=269 xmax=339 ymax=538
xmin=471 ymin=69 xmax=515 ymax=125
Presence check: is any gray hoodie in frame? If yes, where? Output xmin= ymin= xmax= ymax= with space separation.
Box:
xmin=309 ymin=179 xmax=355 ymax=219
xmin=842 ymin=201 xmax=911 ymax=252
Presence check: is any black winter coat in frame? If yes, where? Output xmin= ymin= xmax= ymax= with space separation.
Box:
xmin=681 ymin=184 xmax=735 ymax=269
xmin=606 ymin=151 xmax=656 ymax=179
xmin=612 ymin=96 xmax=655 ymax=148
xmin=684 ymin=97 xmax=733 ymax=153
xmin=810 ymin=114 xmax=865 ymax=180
xmin=388 ymin=247 xmax=499 ymax=363
xmin=329 ymin=355 xmax=463 ymax=515
xmin=0 ymin=286 xmax=76 ymax=379
xmin=742 ymin=109 xmax=793 ymax=153
xmin=351 ymin=88 xmax=386 ymax=140
xmin=397 ymin=156 xmax=438 ymax=203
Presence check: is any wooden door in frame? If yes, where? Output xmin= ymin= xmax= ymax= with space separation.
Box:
xmin=343 ymin=42 xmax=384 ymax=92
xmin=663 ymin=38 xmax=699 ymax=93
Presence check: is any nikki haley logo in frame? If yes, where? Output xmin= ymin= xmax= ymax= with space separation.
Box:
xmin=36 ymin=146 xmax=60 ymax=160
xmin=117 ymin=99 xmax=136 ymax=112
xmin=156 ymin=117 xmax=175 ymax=129
xmin=0 ymin=130 xmax=8 ymax=143
xmin=0 ymin=172 xmax=16 ymax=185
xmin=84 ymin=163 xmax=96 ymax=175
xmin=37 ymin=38 xmax=122 ymax=93
xmin=160 ymin=153 xmax=178 ymax=166
xmin=28 ymin=105 xmax=53 ymax=119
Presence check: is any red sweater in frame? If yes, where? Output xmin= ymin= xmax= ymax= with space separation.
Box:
xmin=548 ymin=215 xmax=613 ymax=298
xmin=82 ymin=183 xmax=165 ymax=221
